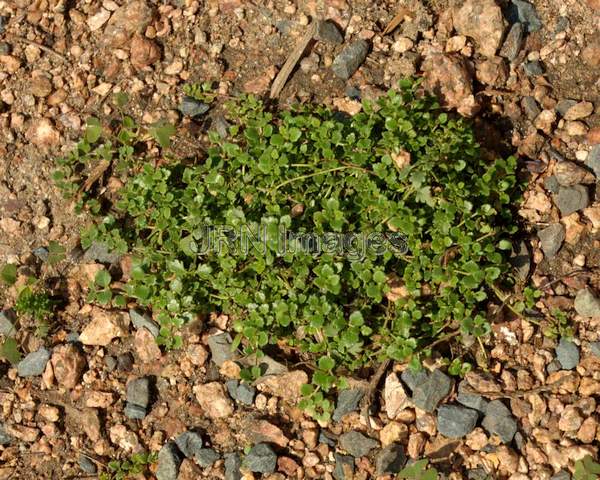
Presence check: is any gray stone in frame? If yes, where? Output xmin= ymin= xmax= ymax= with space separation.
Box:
xmin=226 ymin=380 xmax=255 ymax=405
xmin=521 ymin=95 xmax=541 ymax=120
xmin=78 ymin=454 xmax=97 ymax=474
xmin=179 ymin=96 xmax=210 ymax=117
xmin=333 ymin=388 xmax=365 ymax=421
xmin=243 ymin=443 xmax=277 ymax=474
xmin=554 ymin=185 xmax=590 ymax=216
xmin=156 ymin=442 xmax=182 ymax=480
xmin=225 ymin=452 xmax=242 ymax=480
xmin=105 ymin=355 xmax=117 ymax=371
xmin=175 ymin=431 xmax=203 ymax=459
xmin=374 ymin=443 xmax=406 ymax=475
xmin=319 ymin=431 xmax=336 ymax=446
xmin=124 ymin=403 xmax=147 ymax=420
xmin=543 ymin=175 xmax=560 ymax=194
xmin=333 ymin=452 xmax=355 ymax=480
xmin=481 ymin=400 xmax=518 ymax=443
xmin=0 ymin=310 xmax=16 ymax=337
xmin=33 ymin=247 xmax=49 ymax=262
xmin=411 ymin=369 xmax=453 ymax=412
xmin=0 ymin=423 xmax=12 ymax=445
xmin=117 ymin=353 xmax=134 ymax=371
xmin=547 ymin=359 xmax=562 ymax=374
xmin=500 ymin=22 xmax=524 ymax=61
xmin=555 ymin=16 xmax=570 ymax=33
xmin=207 ymin=333 xmax=235 ymax=367
xmin=235 ymin=383 xmax=256 ymax=405
xmin=556 ymin=99 xmax=578 ymax=117
xmin=83 ymin=241 xmax=121 ymax=264
xmin=331 ymin=40 xmax=369 ymax=80
xmin=588 ymin=341 xmax=600 ymax=357
xmin=551 ymin=469 xmax=571 ymax=480
xmin=127 ymin=377 xmax=151 ymax=408
xmin=555 ymin=337 xmax=580 ymax=370
xmin=400 ymin=368 xmax=428 ymax=392
xmin=437 ymin=404 xmax=479 ymax=438
xmin=546 ymin=147 xmax=565 ymax=163
xmin=17 ymin=347 xmax=50 ymax=377
xmin=509 ymin=240 xmax=530 ymax=281
xmin=586 ymin=145 xmax=600 ymax=178
xmin=523 ymin=60 xmax=543 ymax=76
xmin=314 ymin=20 xmax=343 ymax=44
xmin=0 ymin=42 xmax=9 ymax=55
xmin=575 ymin=288 xmax=600 ymax=318
xmin=338 ymin=431 xmax=379 ymax=457
xmin=195 ymin=448 xmax=220 ymax=467
xmin=538 ymin=223 xmax=565 ymax=258
xmin=457 ymin=381 xmax=488 ymax=413
xmin=129 ymin=309 xmax=160 ymax=338
xmin=511 ymin=0 xmax=542 ymax=32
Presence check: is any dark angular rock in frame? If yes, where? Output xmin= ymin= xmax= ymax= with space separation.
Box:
xmin=500 ymin=22 xmax=524 ymax=61
xmin=196 ymin=448 xmax=220 ymax=467
xmin=127 ymin=377 xmax=151 ymax=407
xmin=33 ymin=247 xmax=49 ymax=262
xmin=333 ymin=452 xmax=355 ymax=480
xmin=555 ymin=16 xmax=570 ymax=33
xmin=0 ymin=310 xmax=16 ymax=337
xmin=588 ymin=341 xmax=600 ymax=357
xmin=338 ymin=431 xmax=379 ymax=457
xmin=555 ymin=337 xmax=580 ymax=370
xmin=243 ymin=443 xmax=277 ymax=474
xmin=78 ymin=454 xmax=97 ymax=474
xmin=83 ymin=241 xmax=121 ymax=264
xmin=374 ymin=443 xmax=407 ymax=475
xmin=437 ymin=404 xmax=479 ymax=438
xmin=333 ymin=388 xmax=365 ymax=421
xmin=586 ymin=145 xmax=600 ymax=178
xmin=400 ymin=368 xmax=428 ymax=393
xmin=331 ymin=40 xmax=369 ymax=80
xmin=523 ymin=60 xmax=543 ymax=76
xmin=129 ymin=309 xmax=160 ymax=337
xmin=554 ymin=185 xmax=590 ymax=216
xmin=551 ymin=469 xmax=571 ymax=480
xmin=225 ymin=452 xmax=242 ymax=480
xmin=411 ymin=369 xmax=453 ymax=412
xmin=117 ymin=353 xmax=134 ymax=371
xmin=179 ymin=96 xmax=210 ymax=117
xmin=207 ymin=333 xmax=235 ymax=367
xmin=543 ymin=175 xmax=560 ymax=194
xmin=510 ymin=0 xmax=542 ymax=32
xmin=556 ymin=99 xmax=578 ymax=117
xmin=175 ymin=431 xmax=203 ymax=459
xmin=314 ymin=20 xmax=343 ymax=44
xmin=226 ymin=380 xmax=255 ymax=405
xmin=17 ymin=347 xmax=50 ymax=377
xmin=319 ymin=431 xmax=336 ymax=446
xmin=457 ymin=381 xmax=488 ymax=413
xmin=509 ymin=240 xmax=531 ymax=281
xmin=482 ymin=400 xmax=518 ymax=443
xmin=156 ymin=442 xmax=182 ymax=480
xmin=521 ymin=96 xmax=541 ymax=120
xmin=123 ymin=403 xmax=147 ymax=420
xmin=0 ymin=423 xmax=12 ymax=445
xmin=104 ymin=355 xmax=117 ymax=371
xmin=538 ymin=223 xmax=565 ymax=258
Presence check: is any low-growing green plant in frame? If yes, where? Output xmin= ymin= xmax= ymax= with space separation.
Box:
xmin=0 ymin=264 xmax=58 ymax=363
xmin=183 ymin=81 xmax=217 ymax=104
xmin=99 ymin=452 xmax=157 ymax=480
xmin=574 ymin=456 xmax=600 ymax=480
xmin=397 ymin=459 xmax=439 ymax=479
xmin=60 ymin=80 xmax=522 ymax=418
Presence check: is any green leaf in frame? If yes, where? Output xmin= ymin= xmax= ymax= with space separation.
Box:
xmin=318 ymin=356 xmax=335 ymax=372
xmin=0 ymin=338 xmax=21 ymax=364
xmin=94 ymin=270 xmax=111 ymax=288
xmin=85 ymin=118 xmax=103 ymax=143
xmin=150 ymin=121 xmax=176 ymax=149
xmin=48 ymin=241 xmax=66 ymax=266
xmin=0 ymin=264 xmax=17 ymax=285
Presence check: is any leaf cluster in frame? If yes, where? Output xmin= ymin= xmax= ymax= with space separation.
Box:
xmin=60 ymin=80 xmax=521 ymax=416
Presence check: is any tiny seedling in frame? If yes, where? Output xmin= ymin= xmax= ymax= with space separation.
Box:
xmin=99 ymin=452 xmax=157 ymax=480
